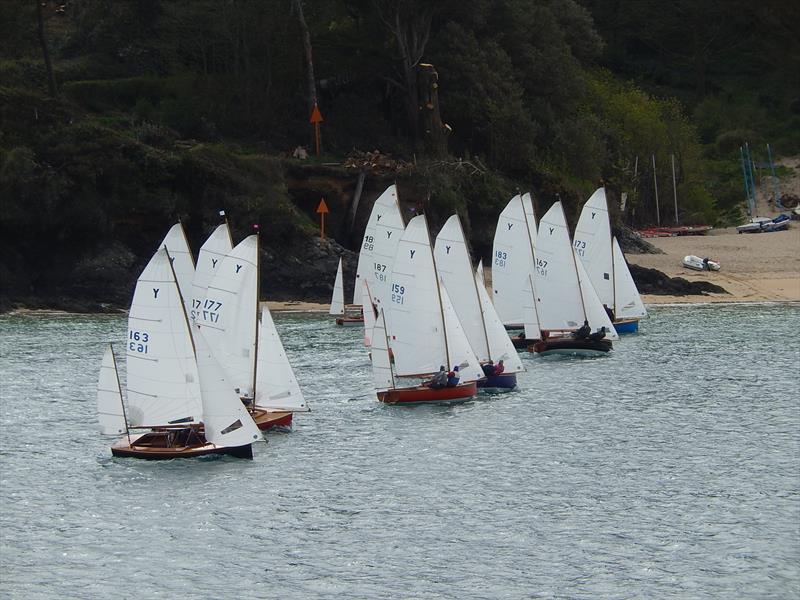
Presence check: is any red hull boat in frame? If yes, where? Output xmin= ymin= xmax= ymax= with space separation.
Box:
xmin=377 ymin=382 xmax=478 ymax=405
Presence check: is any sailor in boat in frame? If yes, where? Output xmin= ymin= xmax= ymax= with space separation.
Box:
xmin=574 ymin=320 xmax=591 ymax=340
xmin=588 ymin=326 xmax=608 ymax=341
xmin=447 ymin=365 xmax=460 ymax=387
xmin=482 ymin=360 xmax=496 ymax=377
xmin=425 ymin=366 xmax=448 ymax=389
xmin=494 ymin=360 xmax=505 ymax=375
xmin=603 ymin=304 xmax=615 ymax=322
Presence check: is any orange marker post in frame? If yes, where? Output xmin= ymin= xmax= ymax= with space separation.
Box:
xmin=316 ymin=198 xmax=329 ymax=239
xmin=310 ymin=103 xmax=324 ymax=156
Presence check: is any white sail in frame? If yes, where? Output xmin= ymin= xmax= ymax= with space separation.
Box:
xmin=97 ymin=345 xmax=126 ymax=435
xmin=193 ymin=326 xmax=260 ymax=449
xmin=159 ymin=223 xmax=195 ymax=316
xmin=439 ymin=284 xmax=485 ymax=383
xmin=434 ymin=215 xmax=489 ymax=358
xmin=191 ymin=223 xmax=233 ymax=323
xmin=612 ymin=237 xmax=647 ymax=319
xmin=197 ymin=234 xmax=259 ymax=397
xmin=361 ymin=280 xmax=377 ymax=348
xmin=475 ymin=271 xmax=524 ymax=373
xmin=126 ymin=248 xmax=202 ymax=426
xmin=522 ymin=274 xmax=541 ymax=341
xmin=476 ymin=258 xmax=485 ymax=288
xmin=329 ymin=257 xmax=345 ymax=315
xmin=534 ymin=201 xmax=586 ymax=331
xmin=371 ymin=309 xmax=394 ymax=392
xmin=254 ymin=306 xmax=309 ymax=412
xmin=386 ymin=214 xmax=447 ymax=377
xmin=356 ymin=186 xmax=405 ymax=308
xmin=573 ymin=187 xmax=614 ymax=308
xmin=492 ymin=193 xmax=537 ymax=325
xmin=576 ymin=252 xmax=619 ymax=340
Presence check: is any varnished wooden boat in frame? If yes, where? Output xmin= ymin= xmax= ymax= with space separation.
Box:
xmin=111 ymin=428 xmax=253 ymax=460
xmin=250 ymin=407 xmax=293 ymax=430
xmin=377 ymin=381 xmax=478 ymax=405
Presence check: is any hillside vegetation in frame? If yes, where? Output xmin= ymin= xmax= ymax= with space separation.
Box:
xmin=1 ymin=0 xmax=797 ymax=309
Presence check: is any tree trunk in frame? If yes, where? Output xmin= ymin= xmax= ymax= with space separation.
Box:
xmin=293 ymin=0 xmax=317 ymax=114
xmin=35 ymin=0 xmax=57 ymax=97
xmin=417 ymin=63 xmax=448 ymax=158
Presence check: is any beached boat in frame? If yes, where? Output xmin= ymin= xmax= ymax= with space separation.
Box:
xmin=532 ymin=201 xmax=618 ymax=357
xmin=736 ymin=215 xmax=790 ymax=234
xmin=330 ymin=257 xmax=364 ymax=326
xmin=97 ymin=248 xmax=260 ymax=459
xmin=434 ymin=214 xmax=523 ymax=391
xmin=682 ymin=255 xmax=721 ymax=271
xmin=491 ymin=192 xmax=538 ymax=327
xmin=574 ymin=187 xmax=647 ymax=333
xmin=377 ymin=214 xmax=485 ymax=405
xmin=197 ymin=232 xmax=308 ymax=430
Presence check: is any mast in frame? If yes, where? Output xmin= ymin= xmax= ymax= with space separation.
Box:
xmin=428 ymin=216 xmax=450 ymax=368
xmin=110 ymin=343 xmax=131 ymax=445
xmin=562 ymin=202 xmax=588 ymax=323
xmin=251 ymin=226 xmax=261 ymax=411
xmin=178 ymin=218 xmax=197 ymax=269
xmin=521 ymin=194 xmax=543 ymax=332
xmin=459 ymin=216 xmax=491 ymax=359
xmin=382 ymin=309 xmax=396 ymax=389
xmin=165 ymin=246 xmax=198 ymax=358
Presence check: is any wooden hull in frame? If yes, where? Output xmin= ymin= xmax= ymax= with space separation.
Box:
xmin=335 ymin=316 xmax=364 ymax=327
xmin=511 ymin=336 xmax=538 ymax=349
xmin=477 ymin=373 xmax=517 ymax=391
xmin=530 ymin=338 xmax=612 ymax=357
xmin=250 ymin=407 xmax=294 ymax=431
xmin=110 ymin=431 xmax=253 ymax=460
xmin=377 ymin=382 xmax=478 ymax=405
xmin=613 ymin=318 xmax=639 ymax=334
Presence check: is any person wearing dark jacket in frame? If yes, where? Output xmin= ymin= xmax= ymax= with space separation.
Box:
xmin=574 ymin=320 xmax=591 ymax=339
xmin=447 ymin=365 xmax=460 ymax=387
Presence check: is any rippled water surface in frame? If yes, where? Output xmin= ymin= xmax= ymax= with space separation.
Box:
xmin=1 ymin=304 xmax=799 ymax=599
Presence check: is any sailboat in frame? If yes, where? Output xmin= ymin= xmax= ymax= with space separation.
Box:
xmin=531 ymin=201 xmax=618 ymax=356
xmin=573 ymin=187 xmax=647 ymax=333
xmin=159 ymin=222 xmax=195 ymax=318
xmin=491 ymin=192 xmax=538 ymax=328
xmin=197 ymin=232 xmax=307 ymax=430
xmin=97 ymin=247 xmax=260 ymax=459
xmin=434 ymin=214 xmax=523 ymax=390
xmin=329 ymin=257 xmax=363 ymax=327
xmin=375 ymin=214 xmax=485 ymax=404
xmin=353 ymin=184 xmax=406 ymax=310
xmin=190 ymin=221 xmax=234 ymax=324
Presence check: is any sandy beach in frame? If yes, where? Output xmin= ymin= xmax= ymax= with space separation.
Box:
xmin=266 ymin=223 xmax=799 ymax=313
xmin=627 ymin=226 xmax=800 ymax=304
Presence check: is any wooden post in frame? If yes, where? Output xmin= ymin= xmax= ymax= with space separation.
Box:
xmin=417 ymin=63 xmax=448 ymax=157
xmin=671 ymin=154 xmax=679 ymax=224
xmin=652 ymin=154 xmax=660 ymax=226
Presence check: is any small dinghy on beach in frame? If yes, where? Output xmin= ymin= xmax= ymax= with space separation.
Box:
xmin=682 ymin=255 xmax=720 ymax=271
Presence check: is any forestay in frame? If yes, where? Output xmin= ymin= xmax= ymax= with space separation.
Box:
xmin=385 ymin=214 xmax=447 ymax=377
xmin=254 ymin=306 xmax=309 ymax=412
xmin=96 ymin=345 xmax=126 ymax=435
xmin=126 ymin=248 xmax=202 ymax=426
xmin=191 ymin=223 xmax=233 ymax=323
xmin=492 ymin=193 xmax=538 ymax=326
xmin=354 ymin=185 xmax=405 ymax=306
xmin=361 ymin=281 xmax=377 ymax=348
xmin=197 ymin=235 xmax=258 ymax=397
xmin=193 ymin=326 xmax=260 ymax=448
xmin=329 ymin=257 xmax=345 ymax=315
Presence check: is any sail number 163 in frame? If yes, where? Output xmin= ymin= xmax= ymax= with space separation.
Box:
xmin=128 ymin=330 xmax=150 ymax=354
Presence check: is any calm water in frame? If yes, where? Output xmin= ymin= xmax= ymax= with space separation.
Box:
xmin=1 ymin=304 xmax=798 ymax=599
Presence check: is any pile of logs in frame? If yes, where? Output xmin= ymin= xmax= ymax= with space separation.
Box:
xmin=343 ymin=150 xmax=412 ymax=173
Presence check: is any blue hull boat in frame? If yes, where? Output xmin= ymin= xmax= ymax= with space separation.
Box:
xmin=613 ymin=319 xmax=639 ymax=334
xmin=477 ymin=373 xmax=517 ymax=391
